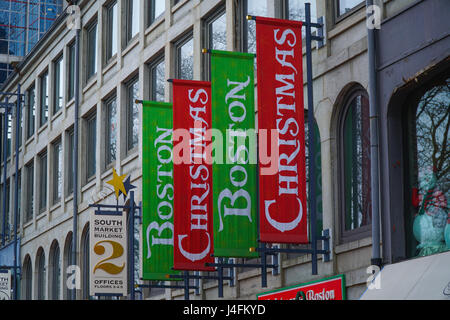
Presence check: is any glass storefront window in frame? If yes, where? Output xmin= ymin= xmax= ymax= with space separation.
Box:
xmin=406 ymin=77 xmax=450 ymax=258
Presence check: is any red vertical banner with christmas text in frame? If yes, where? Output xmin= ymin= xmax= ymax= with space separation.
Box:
xmin=172 ymin=79 xmax=215 ymax=271
xmin=255 ymin=16 xmax=308 ymax=243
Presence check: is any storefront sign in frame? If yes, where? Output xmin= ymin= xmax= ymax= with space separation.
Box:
xmin=0 ymin=270 xmax=11 ymax=300
xmin=257 ymin=274 xmax=346 ymax=300
xmin=172 ymin=80 xmax=215 ymax=271
xmin=210 ymin=49 xmax=259 ymax=258
xmin=142 ymin=101 xmax=180 ymax=280
xmin=255 ymin=16 xmax=308 ymax=244
xmin=90 ymin=211 xmax=128 ymax=296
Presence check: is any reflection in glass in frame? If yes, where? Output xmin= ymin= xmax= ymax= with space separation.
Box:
xmin=408 ymin=78 xmax=450 ymax=257
xmin=178 ymin=38 xmax=193 ymax=80
xmin=343 ymin=93 xmax=371 ymax=231
xmin=151 ymin=59 xmax=165 ymax=102
xmin=338 ymin=0 xmax=363 ymax=16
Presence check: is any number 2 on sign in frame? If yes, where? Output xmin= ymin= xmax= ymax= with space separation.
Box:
xmin=93 ymin=240 xmax=125 ymax=275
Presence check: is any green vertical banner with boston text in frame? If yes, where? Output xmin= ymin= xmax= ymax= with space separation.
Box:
xmin=142 ymin=101 xmax=180 ymax=280
xmin=210 ymin=50 xmax=259 ymax=257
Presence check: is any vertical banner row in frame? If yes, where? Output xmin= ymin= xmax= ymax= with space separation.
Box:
xmin=255 ymin=17 xmax=309 ymax=244
xmin=172 ymin=80 xmax=215 ymax=271
xmin=210 ymin=50 xmax=259 ymax=257
xmin=142 ymin=101 xmax=180 ymax=280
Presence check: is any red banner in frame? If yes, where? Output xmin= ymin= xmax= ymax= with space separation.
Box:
xmin=255 ymin=16 xmax=308 ymax=243
xmin=257 ymin=275 xmax=346 ymax=300
xmin=172 ymin=79 xmax=215 ymax=271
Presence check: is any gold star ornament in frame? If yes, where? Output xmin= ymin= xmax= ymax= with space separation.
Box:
xmin=106 ymin=168 xmax=128 ymax=200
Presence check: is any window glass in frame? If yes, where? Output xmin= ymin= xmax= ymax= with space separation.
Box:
xmin=149 ymin=0 xmax=165 ymax=25
xmin=54 ymin=56 xmax=63 ymax=114
xmin=177 ymin=37 xmax=193 ymax=80
xmin=51 ymin=244 xmax=61 ymax=300
xmin=287 ymin=0 xmax=317 ymax=37
xmin=150 ymin=58 xmax=165 ymax=102
xmin=127 ymin=0 xmax=140 ymax=41
xmin=105 ymin=96 xmax=117 ymax=165
xmin=25 ymin=162 xmax=34 ymax=222
xmin=209 ymin=12 xmax=227 ymax=51
xmin=246 ymin=0 xmax=267 ymax=54
xmin=127 ymin=79 xmax=139 ymax=152
xmin=87 ymin=22 xmax=98 ymax=80
xmin=406 ymin=78 xmax=450 ymax=258
xmin=39 ymin=151 xmax=48 ymax=212
xmin=40 ymin=71 xmax=48 ymax=126
xmin=53 ymin=140 xmax=62 ymax=203
xmin=342 ymin=92 xmax=371 ymax=232
xmin=337 ymin=0 xmax=363 ymax=17
xmin=67 ymin=129 xmax=74 ymax=195
xmin=68 ymin=43 xmax=75 ymax=100
xmin=37 ymin=250 xmax=46 ymax=299
xmin=106 ymin=2 xmax=118 ymax=61
xmin=86 ymin=113 xmax=97 ymax=180
xmin=27 ymin=86 xmax=36 ymax=138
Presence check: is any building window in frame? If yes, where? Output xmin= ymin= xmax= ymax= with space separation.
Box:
xmin=105 ymin=1 xmax=118 ymax=62
xmin=66 ymin=128 xmax=74 ymax=195
xmin=64 ymin=233 xmax=73 ymax=300
xmin=126 ymin=78 xmax=139 ymax=153
xmin=37 ymin=248 xmax=46 ymax=300
xmin=241 ymin=0 xmax=268 ymax=54
xmin=86 ymin=21 xmax=98 ymax=81
xmin=27 ymin=86 xmax=36 ymax=139
xmin=175 ymin=34 xmax=194 ymax=80
xmin=203 ymin=8 xmax=226 ymax=80
xmin=23 ymin=255 xmax=32 ymax=300
xmin=405 ymin=77 xmax=449 ymax=258
xmin=39 ymin=70 xmax=49 ymax=127
xmin=81 ymin=225 xmax=90 ymax=300
xmin=6 ymin=112 xmax=11 ymax=158
xmin=50 ymin=242 xmax=61 ymax=300
xmin=149 ymin=57 xmax=165 ymax=101
xmin=339 ymin=87 xmax=371 ymax=242
xmin=126 ymin=0 xmax=140 ymax=44
xmin=148 ymin=0 xmax=165 ymax=26
xmin=25 ymin=161 xmax=34 ymax=223
xmin=86 ymin=112 xmax=97 ymax=181
xmin=52 ymin=139 xmax=62 ymax=204
xmin=335 ymin=0 xmax=364 ymax=19
xmin=38 ymin=150 xmax=48 ymax=213
xmin=283 ymin=0 xmax=317 ymax=37
xmin=68 ymin=42 xmax=75 ymax=101
xmin=16 ymin=170 xmax=21 ymax=227
xmin=53 ymin=55 xmax=64 ymax=114
xmin=105 ymin=95 xmax=117 ymax=167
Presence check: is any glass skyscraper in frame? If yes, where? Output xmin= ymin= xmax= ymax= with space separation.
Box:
xmin=0 ymin=0 xmax=64 ymax=85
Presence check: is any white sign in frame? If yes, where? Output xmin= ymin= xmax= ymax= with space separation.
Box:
xmin=0 ymin=270 xmax=11 ymax=300
xmin=89 ymin=211 xmax=128 ymax=296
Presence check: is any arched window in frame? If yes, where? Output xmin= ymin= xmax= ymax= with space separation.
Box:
xmin=63 ymin=232 xmax=73 ymax=300
xmin=22 ymin=255 xmax=32 ymax=300
xmin=338 ymin=86 xmax=371 ymax=242
xmin=404 ymin=77 xmax=449 ymax=258
xmin=36 ymin=248 xmax=46 ymax=300
xmin=81 ymin=224 xmax=90 ymax=300
xmin=49 ymin=241 xmax=61 ymax=300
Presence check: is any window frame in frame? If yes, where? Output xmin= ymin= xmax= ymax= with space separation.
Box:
xmin=105 ymin=0 xmax=118 ymax=64
xmin=174 ymin=32 xmax=194 ymax=80
xmin=66 ymin=127 xmax=75 ymax=196
xmin=148 ymin=55 xmax=165 ymax=102
xmin=85 ymin=111 xmax=97 ymax=182
xmin=38 ymin=149 xmax=48 ymax=213
xmin=202 ymin=6 xmax=226 ymax=81
xmin=52 ymin=138 xmax=63 ymax=205
xmin=104 ymin=94 xmax=117 ymax=168
xmin=334 ymin=0 xmax=365 ymax=24
xmin=148 ymin=0 xmax=165 ymax=27
xmin=67 ymin=41 xmax=76 ymax=102
xmin=337 ymin=86 xmax=372 ymax=243
xmin=39 ymin=69 xmax=49 ymax=127
xmin=25 ymin=161 xmax=34 ymax=223
xmin=26 ymin=85 xmax=36 ymax=139
xmin=85 ymin=20 xmax=98 ymax=82
xmin=53 ymin=54 xmax=64 ymax=115
xmin=125 ymin=0 xmax=140 ymax=45
xmin=125 ymin=76 xmax=139 ymax=154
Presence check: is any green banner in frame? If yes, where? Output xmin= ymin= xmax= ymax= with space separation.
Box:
xmin=210 ymin=50 xmax=259 ymax=257
xmin=142 ymin=101 xmax=180 ymax=280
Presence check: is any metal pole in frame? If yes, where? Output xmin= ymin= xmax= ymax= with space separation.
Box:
xmin=2 ymin=99 xmax=9 ymax=247
xmin=72 ymin=26 xmax=81 ymax=300
xmin=366 ymin=0 xmax=382 ymax=267
xmin=129 ymin=191 xmax=135 ymax=300
xmin=13 ymin=84 xmax=21 ymax=300
xmin=305 ymin=3 xmax=318 ymax=275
